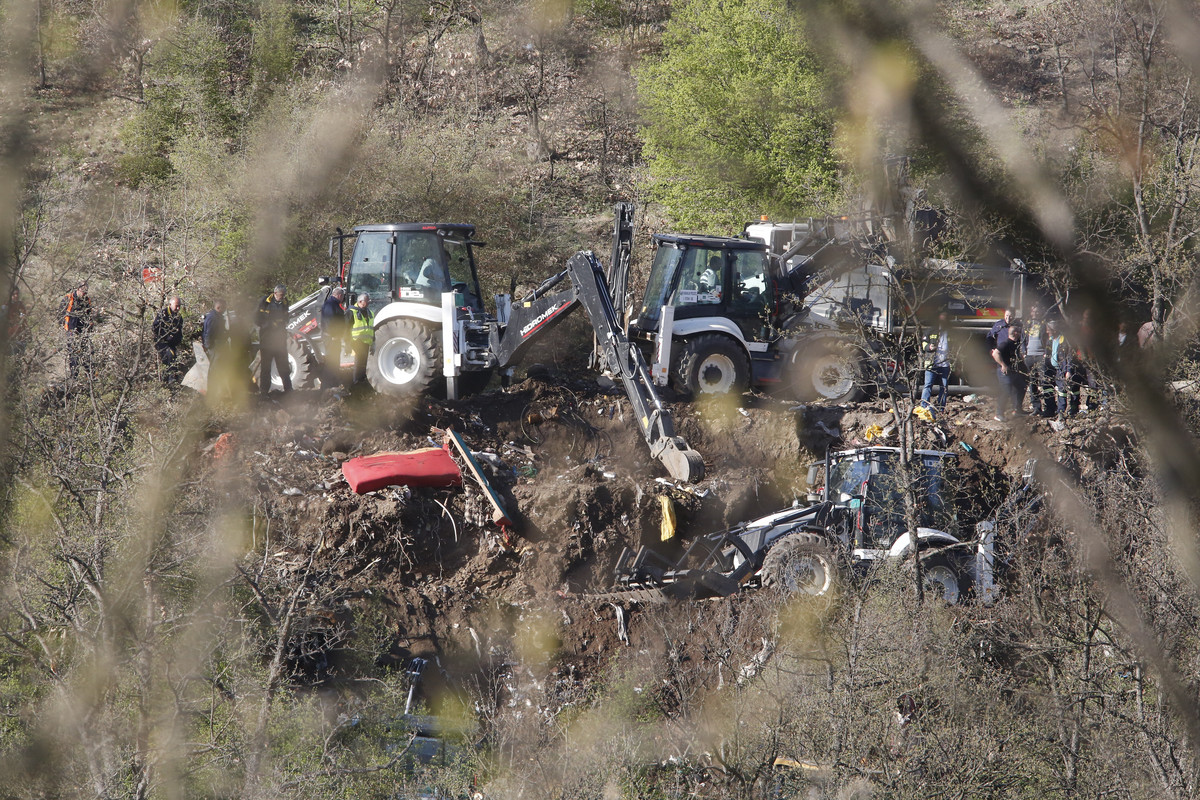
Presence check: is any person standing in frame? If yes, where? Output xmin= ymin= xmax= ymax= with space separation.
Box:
xmin=61 ymin=285 xmax=95 ymax=379
xmin=1021 ymin=302 xmax=1051 ymax=416
xmin=986 ymin=308 xmax=1013 ymax=352
xmin=202 ymin=299 xmax=228 ymax=355
xmin=348 ymin=293 xmax=375 ymax=387
xmin=920 ymin=311 xmax=951 ymax=413
xmin=202 ymin=299 xmax=229 ymax=398
xmin=1046 ymin=319 xmax=1070 ymax=418
xmin=256 ymin=284 xmax=292 ymax=396
xmin=152 ymin=296 xmax=186 ymax=385
xmin=1073 ymin=307 xmax=1099 ymax=412
xmin=991 ymin=318 xmax=1023 ymax=421
xmin=321 ymin=287 xmax=348 ymax=389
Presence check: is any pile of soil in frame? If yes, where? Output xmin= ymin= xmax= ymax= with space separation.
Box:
xmin=191 ymin=372 xmax=1136 ymax=700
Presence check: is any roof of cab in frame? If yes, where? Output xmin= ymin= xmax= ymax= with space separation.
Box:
xmin=352 ymin=223 xmax=477 ymax=236
xmin=652 ymin=232 xmax=767 ymax=251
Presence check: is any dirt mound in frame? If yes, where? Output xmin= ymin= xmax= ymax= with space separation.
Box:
xmin=193 ymin=376 xmax=1140 ymax=701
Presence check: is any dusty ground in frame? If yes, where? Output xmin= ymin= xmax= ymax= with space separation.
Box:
xmin=186 ymin=369 xmax=1137 ymax=709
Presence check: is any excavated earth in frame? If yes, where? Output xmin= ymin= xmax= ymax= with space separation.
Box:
xmin=189 ymin=371 xmax=1139 ymax=709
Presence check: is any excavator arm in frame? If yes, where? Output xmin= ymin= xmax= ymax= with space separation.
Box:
xmin=565 ymin=251 xmax=704 ymax=483
xmin=490 ymin=250 xmax=704 ymax=483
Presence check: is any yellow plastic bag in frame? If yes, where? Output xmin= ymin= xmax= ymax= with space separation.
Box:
xmin=660 ymin=495 xmax=677 ymax=541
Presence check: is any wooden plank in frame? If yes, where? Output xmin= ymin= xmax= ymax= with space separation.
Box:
xmin=445 ymin=427 xmax=512 ymax=527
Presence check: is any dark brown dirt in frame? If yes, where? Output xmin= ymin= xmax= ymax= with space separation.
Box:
xmin=196 ymin=374 xmax=1137 ymax=697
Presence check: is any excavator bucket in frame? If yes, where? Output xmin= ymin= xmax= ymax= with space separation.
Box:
xmin=657 ymin=438 xmax=705 ymax=483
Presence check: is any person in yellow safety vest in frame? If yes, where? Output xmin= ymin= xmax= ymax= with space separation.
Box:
xmin=348 ymin=293 xmax=375 ymax=387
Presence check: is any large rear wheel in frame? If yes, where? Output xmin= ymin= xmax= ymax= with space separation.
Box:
xmin=788 ymin=339 xmax=865 ymax=403
xmin=760 ymin=532 xmax=841 ymax=597
xmin=673 ymin=334 xmax=750 ymax=397
xmin=910 ymin=551 xmax=971 ymax=605
xmin=253 ymin=337 xmax=318 ymax=390
xmin=367 ymin=319 xmax=441 ymax=397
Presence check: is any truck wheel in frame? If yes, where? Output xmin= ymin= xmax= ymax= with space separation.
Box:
xmin=912 ymin=551 xmax=971 ymax=605
xmin=789 ymin=341 xmax=864 ymax=403
xmin=760 ymin=533 xmax=841 ymax=597
xmin=253 ymin=338 xmax=318 ymax=391
xmin=285 ymin=338 xmax=319 ymax=389
xmin=674 ymin=334 xmax=750 ymax=397
xmin=368 ymin=319 xmax=441 ymax=397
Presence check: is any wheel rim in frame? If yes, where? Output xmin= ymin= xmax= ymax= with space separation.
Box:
xmin=271 ymin=352 xmax=300 ymax=389
xmin=696 ymin=353 xmax=737 ymax=394
xmin=782 ymin=552 xmax=833 ymax=595
xmin=377 ymin=337 xmax=422 ymax=386
xmin=811 ymin=352 xmax=856 ymax=399
xmin=923 ymin=565 xmax=961 ymax=604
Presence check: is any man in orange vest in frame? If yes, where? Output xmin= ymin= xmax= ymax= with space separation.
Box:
xmin=61 ymin=285 xmax=95 ymax=379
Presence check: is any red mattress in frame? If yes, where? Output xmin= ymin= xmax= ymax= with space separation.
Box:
xmin=341 ymin=447 xmax=463 ymax=494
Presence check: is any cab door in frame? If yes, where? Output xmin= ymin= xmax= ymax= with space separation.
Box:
xmin=345 ymin=231 xmax=394 ymax=313
xmin=728 ymin=249 xmax=772 ymax=342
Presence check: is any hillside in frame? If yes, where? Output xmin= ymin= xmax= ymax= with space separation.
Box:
xmin=6 ymin=0 xmax=1200 ymax=798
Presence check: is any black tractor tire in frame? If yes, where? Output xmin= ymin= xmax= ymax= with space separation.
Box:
xmin=760 ymin=532 xmax=842 ymax=597
xmin=910 ymin=550 xmax=971 ymax=605
xmin=367 ymin=318 xmax=442 ymax=397
xmin=788 ymin=339 xmax=865 ymax=404
xmin=253 ymin=337 xmax=319 ymax=391
xmin=673 ymin=334 xmax=751 ymax=397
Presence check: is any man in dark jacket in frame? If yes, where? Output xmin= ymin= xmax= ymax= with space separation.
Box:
xmin=320 ymin=287 xmax=347 ymax=390
xmin=991 ymin=318 xmax=1023 ymax=421
xmin=202 ymin=299 xmax=228 ymax=356
xmin=202 ymin=299 xmax=229 ymax=399
xmin=256 ymin=284 xmax=292 ymax=396
xmin=152 ymin=296 xmax=186 ymax=384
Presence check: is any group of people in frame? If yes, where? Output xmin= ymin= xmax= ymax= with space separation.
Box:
xmin=196 ymin=284 xmax=376 ymax=398
xmin=921 ymin=302 xmax=1145 ymax=421
xmin=253 ymin=284 xmax=375 ymax=397
xmin=315 ymin=286 xmax=375 ymax=393
xmin=50 ymin=281 xmax=377 ymax=399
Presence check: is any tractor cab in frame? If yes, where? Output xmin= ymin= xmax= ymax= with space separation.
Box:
xmin=635 ymin=234 xmax=774 ymax=342
xmin=338 ymin=223 xmax=486 ymax=315
xmin=819 ymin=447 xmax=958 ymax=550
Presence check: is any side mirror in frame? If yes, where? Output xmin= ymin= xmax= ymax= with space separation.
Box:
xmin=806 ymin=464 xmax=820 ymax=486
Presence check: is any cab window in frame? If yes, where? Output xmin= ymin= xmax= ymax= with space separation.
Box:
xmin=640 ymin=246 xmax=684 ymax=326
xmin=672 ymin=248 xmax=723 ymax=307
xmin=348 ymin=233 xmax=391 ymax=297
xmin=397 ymin=233 xmax=445 ymax=294
xmin=732 ymin=250 xmax=770 ymax=314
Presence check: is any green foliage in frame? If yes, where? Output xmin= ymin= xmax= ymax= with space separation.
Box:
xmin=249 ymin=0 xmax=297 ymax=101
xmin=636 ymin=0 xmax=839 ymax=230
xmin=119 ymin=17 xmax=242 ymax=185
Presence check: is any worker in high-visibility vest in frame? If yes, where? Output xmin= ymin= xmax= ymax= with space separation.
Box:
xmin=60 ymin=285 xmax=95 ymax=380
xmin=348 ymin=293 xmax=375 ymax=387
